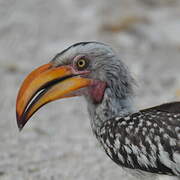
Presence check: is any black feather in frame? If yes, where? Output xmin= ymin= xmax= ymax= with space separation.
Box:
xmin=141 ymin=102 xmax=180 ymax=113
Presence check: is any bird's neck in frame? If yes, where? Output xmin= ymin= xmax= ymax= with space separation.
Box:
xmin=87 ymin=88 xmax=135 ymax=135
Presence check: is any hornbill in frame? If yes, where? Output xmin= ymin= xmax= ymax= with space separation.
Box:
xmin=16 ymin=42 xmax=180 ymax=177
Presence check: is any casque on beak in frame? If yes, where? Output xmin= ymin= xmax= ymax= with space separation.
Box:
xmin=16 ymin=63 xmax=92 ymax=130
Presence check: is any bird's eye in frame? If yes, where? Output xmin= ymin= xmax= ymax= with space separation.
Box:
xmin=76 ymin=58 xmax=89 ymax=70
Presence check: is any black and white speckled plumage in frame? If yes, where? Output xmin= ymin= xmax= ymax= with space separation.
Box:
xmin=51 ymin=42 xmax=180 ymax=178
xmin=98 ymin=102 xmax=180 ymax=176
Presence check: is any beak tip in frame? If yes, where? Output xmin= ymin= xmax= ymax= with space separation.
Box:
xmin=18 ymin=125 xmax=23 ymax=132
xmin=16 ymin=112 xmax=25 ymax=131
xmin=17 ymin=121 xmax=26 ymax=132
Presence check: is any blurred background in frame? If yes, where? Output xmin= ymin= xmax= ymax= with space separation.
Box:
xmin=0 ymin=0 xmax=180 ymax=179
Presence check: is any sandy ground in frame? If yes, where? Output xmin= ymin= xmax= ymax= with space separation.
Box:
xmin=0 ymin=0 xmax=180 ymax=179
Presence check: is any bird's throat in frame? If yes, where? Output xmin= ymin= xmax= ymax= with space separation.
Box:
xmin=87 ymin=88 xmax=135 ymax=134
xmin=88 ymin=81 xmax=107 ymax=104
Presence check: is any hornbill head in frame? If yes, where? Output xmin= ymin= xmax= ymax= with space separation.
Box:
xmin=16 ymin=42 xmax=133 ymax=130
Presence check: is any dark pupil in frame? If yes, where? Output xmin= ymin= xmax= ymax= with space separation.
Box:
xmin=79 ymin=60 xmax=84 ymax=66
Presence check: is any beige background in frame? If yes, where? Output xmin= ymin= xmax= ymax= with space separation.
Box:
xmin=0 ymin=0 xmax=180 ymax=179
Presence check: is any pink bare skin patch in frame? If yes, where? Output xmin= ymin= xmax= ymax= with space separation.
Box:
xmin=89 ymin=80 xmax=107 ymax=104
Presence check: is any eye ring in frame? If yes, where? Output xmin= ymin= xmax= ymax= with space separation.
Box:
xmin=76 ymin=58 xmax=89 ymax=70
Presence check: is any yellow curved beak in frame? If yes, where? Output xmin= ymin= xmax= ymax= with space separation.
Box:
xmin=16 ymin=63 xmax=91 ymax=130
